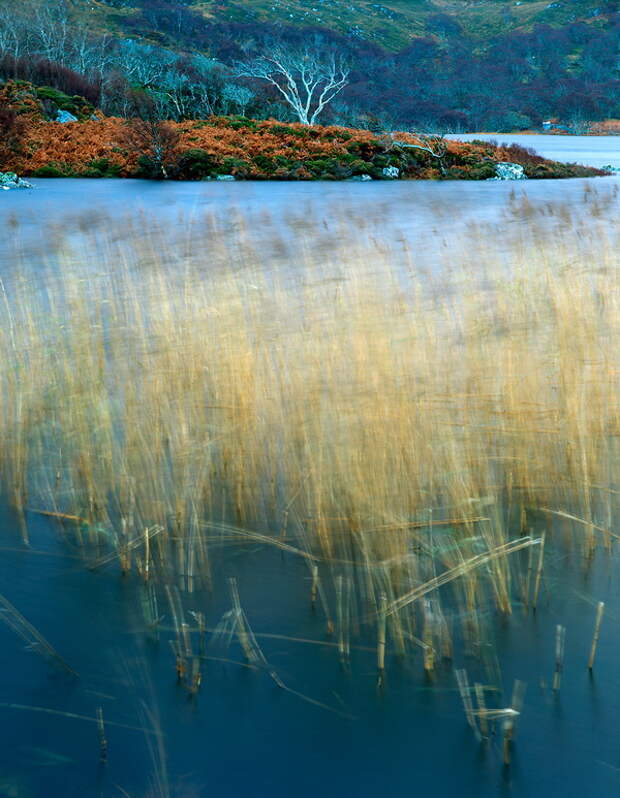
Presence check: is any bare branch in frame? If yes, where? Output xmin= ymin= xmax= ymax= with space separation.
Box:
xmin=235 ymin=46 xmax=350 ymax=125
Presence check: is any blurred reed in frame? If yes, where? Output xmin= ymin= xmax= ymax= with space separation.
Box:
xmin=0 ymin=195 xmax=618 ymax=678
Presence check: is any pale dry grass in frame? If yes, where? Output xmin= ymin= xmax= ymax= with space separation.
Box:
xmin=1 ymin=199 xmax=619 ymax=668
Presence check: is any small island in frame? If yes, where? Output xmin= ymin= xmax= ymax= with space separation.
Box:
xmin=0 ymin=80 xmax=605 ymax=183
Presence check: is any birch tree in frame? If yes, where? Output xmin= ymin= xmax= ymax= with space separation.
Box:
xmin=235 ymin=46 xmax=349 ymax=125
xmin=0 ymin=6 xmax=31 ymax=58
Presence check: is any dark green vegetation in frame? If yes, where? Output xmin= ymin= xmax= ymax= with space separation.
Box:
xmin=32 ymin=85 xmax=96 ymax=120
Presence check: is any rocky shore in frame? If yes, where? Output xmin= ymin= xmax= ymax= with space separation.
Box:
xmin=0 ymin=172 xmax=32 ymax=190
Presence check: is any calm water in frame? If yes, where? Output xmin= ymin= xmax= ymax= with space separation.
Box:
xmin=450 ymin=133 xmax=620 ymax=170
xmin=1 ymin=149 xmax=620 ymax=797
xmin=1 ymin=509 xmax=619 ymax=798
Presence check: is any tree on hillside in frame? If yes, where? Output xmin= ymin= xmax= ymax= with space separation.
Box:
xmin=119 ymin=94 xmax=180 ymax=179
xmin=235 ymin=46 xmax=350 ymax=125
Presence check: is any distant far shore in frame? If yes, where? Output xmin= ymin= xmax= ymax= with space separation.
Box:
xmin=462 ymin=123 xmax=620 ymax=137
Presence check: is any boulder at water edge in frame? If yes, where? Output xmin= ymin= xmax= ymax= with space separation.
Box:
xmin=382 ymin=166 xmax=400 ymax=179
xmin=488 ymin=162 xmax=527 ymax=181
xmin=0 ymin=172 xmax=33 ymax=190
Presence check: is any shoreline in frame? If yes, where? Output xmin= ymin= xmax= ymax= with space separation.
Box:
xmin=454 ymin=129 xmax=620 ymax=137
xmin=2 ymin=119 xmax=605 ymax=183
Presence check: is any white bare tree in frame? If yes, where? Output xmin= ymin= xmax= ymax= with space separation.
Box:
xmin=221 ymin=83 xmax=255 ymax=116
xmin=235 ymin=46 xmax=349 ymax=125
xmin=0 ymin=5 xmax=31 ymax=58
xmin=31 ymin=1 xmax=71 ymax=64
xmin=113 ymin=40 xmax=176 ymax=89
xmin=69 ymin=26 xmax=114 ymax=80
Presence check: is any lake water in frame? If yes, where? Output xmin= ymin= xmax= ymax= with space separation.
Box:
xmin=1 ymin=143 xmax=620 ymax=797
xmin=449 ymin=133 xmax=620 ymax=170
xmin=1 ymin=506 xmax=619 ymax=798
xmin=3 ymin=173 xmax=619 ymax=295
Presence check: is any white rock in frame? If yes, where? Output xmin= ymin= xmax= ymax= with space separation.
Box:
xmin=56 ymin=109 xmax=78 ymax=123
xmin=382 ymin=165 xmax=400 ymax=179
xmin=488 ymin=162 xmax=527 ymax=181
xmin=0 ymin=172 xmax=33 ymax=190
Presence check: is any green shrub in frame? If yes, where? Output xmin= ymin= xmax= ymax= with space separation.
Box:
xmin=174 ymin=148 xmax=217 ymax=180
xmin=252 ymin=154 xmax=277 ymax=174
xmin=467 ymin=163 xmax=496 ymax=180
xmin=32 ymin=163 xmax=75 ymax=177
xmin=305 ymin=158 xmax=329 ymax=175
xmin=82 ymin=158 xmax=121 ymax=178
xmin=135 ymin=155 xmax=163 ymax=180
xmin=346 ymin=140 xmax=379 ymax=160
xmin=274 ymin=155 xmax=295 ymax=168
xmin=225 ymin=116 xmax=259 ymax=131
xmin=219 ymin=157 xmax=251 ymax=178
xmin=35 ymin=86 xmax=94 ymax=120
xmin=268 ymin=124 xmax=308 ymax=138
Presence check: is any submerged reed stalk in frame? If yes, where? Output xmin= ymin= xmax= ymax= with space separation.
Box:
xmin=587 ymin=601 xmax=605 ymax=670
xmin=0 ymin=592 xmax=77 ymax=677
xmin=336 ymin=575 xmax=351 ymax=665
xmin=532 ymin=533 xmax=546 ymax=611
xmin=190 ymin=611 xmax=206 ymax=654
xmin=96 ymin=707 xmax=108 ymax=764
xmin=474 ymin=683 xmax=488 ymax=738
xmin=377 ymin=592 xmax=387 ymax=685
xmin=310 ymin=564 xmax=319 ymax=609
xmin=553 ymin=625 xmax=566 ymax=691
xmin=502 ymin=714 xmax=514 ymax=766
xmin=502 ymin=678 xmax=526 ymax=764
xmin=455 ymin=668 xmax=480 ymax=740
xmin=229 ymin=579 xmax=251 ymax=659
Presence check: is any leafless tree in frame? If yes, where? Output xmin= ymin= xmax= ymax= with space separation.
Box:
xmin=387 ymin=132 xmax=449 ymax=175
xmin=221 ymin=83 xmax=255 ymax=116
xmin=69 ymin=26 xmax=113 ymax=81
xmin=235 ymin=46 xmax=349 ymax=125
xmin=31 ymin=1 xmax=71 ymax=65
xmin=112 ymin=40 xmax=176 ymax=89
xmin=119 ymin=93 xmax=180 ymax=179
xmin=121 ymin=116 xmax=180 ymax=179
xmin=0 ymin=2 xmax=33 ymax=58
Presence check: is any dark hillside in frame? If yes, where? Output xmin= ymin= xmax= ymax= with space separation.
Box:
xmin=0 ymin=0 xmax=618 ymax=131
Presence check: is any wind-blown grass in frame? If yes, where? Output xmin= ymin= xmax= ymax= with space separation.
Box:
xmin=0 ymin=196 xmax=619 ymax=673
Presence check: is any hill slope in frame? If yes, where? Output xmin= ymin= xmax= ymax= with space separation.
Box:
xmin=2 ymin=0 xmax=619 ymax=132
xmin=85 ymin=0 xmax=617 ymax=50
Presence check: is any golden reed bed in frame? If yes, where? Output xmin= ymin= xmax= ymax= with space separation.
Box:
xmin=0 ymin=191 xmax=619 ymax=689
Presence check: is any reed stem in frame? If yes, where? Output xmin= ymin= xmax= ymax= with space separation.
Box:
xmin=377 ymin=592 xmax=387 ymax=685
xmin=588 ymin=601 xmax=605 ymax=670
xmin=553 ymin=624 xmax=566 ymax=691
xmin=532 ymin=532 xmax=546 ymax=611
